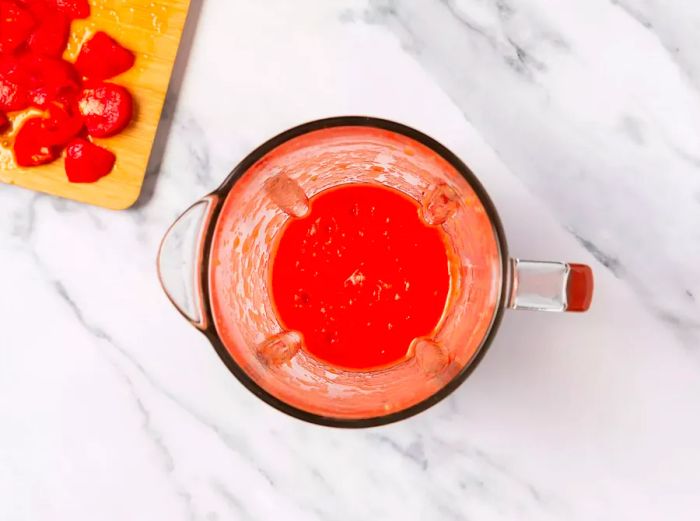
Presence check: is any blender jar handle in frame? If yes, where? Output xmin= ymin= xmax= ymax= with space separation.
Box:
xmin=508 ymin=259 xmax=593 ymax=312
xmin=157 ymin=195 xmax=218 ymax=330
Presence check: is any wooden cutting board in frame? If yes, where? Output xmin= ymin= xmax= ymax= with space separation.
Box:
xmin=0 ymin=0 xmax=191 ymax=210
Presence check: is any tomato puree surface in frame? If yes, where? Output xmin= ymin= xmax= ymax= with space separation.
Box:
xmin=271 ymin=183 xmax=451 ymax=370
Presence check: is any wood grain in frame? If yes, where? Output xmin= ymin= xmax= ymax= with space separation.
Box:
xmin=0 ymin=0 xmax=191 ymax=210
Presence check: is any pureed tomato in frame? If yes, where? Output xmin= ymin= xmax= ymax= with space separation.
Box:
xmin=271 ymin=184 xmax=452 ymax=371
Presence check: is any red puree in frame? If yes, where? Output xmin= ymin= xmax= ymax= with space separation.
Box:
xmin=271 ymin=183 xmax=451 ymax=370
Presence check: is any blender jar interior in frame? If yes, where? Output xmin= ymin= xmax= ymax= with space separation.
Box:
xmin=208 ymin=125 xmax=503 ymax=421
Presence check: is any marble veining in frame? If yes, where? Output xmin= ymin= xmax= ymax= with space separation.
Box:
xmin=360 ymin=0 xmax=700 ymax=347
xmin=1 ymin=0 xmax=699 ymax=519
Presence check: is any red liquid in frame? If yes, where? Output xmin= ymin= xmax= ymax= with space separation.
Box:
xmin=271 ymin=184 xmax=451 ymax=370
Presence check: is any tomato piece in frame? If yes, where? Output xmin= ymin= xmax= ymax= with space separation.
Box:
xmin=4 ymin=1 xmax=134 ymax=182
xmin=19 ymin=54 xmax=80 ymax=107
xmin=45 ymin=0 xmax=89 ymax=20
xmin=0 ymin=1 xmax=37 ymax=54
xmin=78 ymin=82 xmax=132 ymax=137
xmin=64 ymin=137 xmax=115 ymax=183
xmin=14 ymin=117 xmax=60 ymax=166
xmin=75 ymin=32 xmax=135 ymax=80
xmin=12 ymin=101 xmax=82 ymax=166
xmin=45 ymin=101 xmax=83 ymax=145
xmin=16 ymin=0 xmax=51 ymax=20
xmin=0 ymin=55 xmax=30 ymax=111
xmin=27 ymin=11 xmax=70 ymax=57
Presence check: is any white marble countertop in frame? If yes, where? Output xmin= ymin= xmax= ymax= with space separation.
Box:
xmin=2 ymin=0 xmax=699 ymax=519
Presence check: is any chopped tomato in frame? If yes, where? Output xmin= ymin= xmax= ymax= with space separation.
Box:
xmin=20 ymin=54 xmax=80 ymax=107
xmin=0 ymin=55 xmax=30 ymax=112
xmin=64 ymin=137 xmax=115 ymax=183
xmin=78 ymin=82 xmax=133 ymax=137
xmin=4 ymin=0 xmax=135 ymax=182
xmin=14 ymin=117 xmax=60 ymax=166
xmin=75 ymin=32 xmax=135 ymax=80
xmin=0 ymin=1 xmax=37 ymax=54
xmin=46 ymin=0 xmax=89 ymax=20
xmin=27 ymin=11 xmax=70 ymax=57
